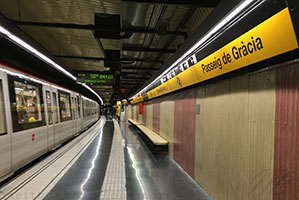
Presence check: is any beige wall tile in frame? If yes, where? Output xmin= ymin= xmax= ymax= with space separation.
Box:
xmin=194 ymin=69 xmax=276 ymax=200
xmin=146 ymin=104 xmax=153 ymax=130
xmin=160 ymin=96 xmax=175 ymax=158
xmin=127 ymin=105 xmax=131 ymax=120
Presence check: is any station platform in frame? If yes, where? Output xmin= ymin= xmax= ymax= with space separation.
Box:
xmin=0 ymin=117 xmax=209 ymax=200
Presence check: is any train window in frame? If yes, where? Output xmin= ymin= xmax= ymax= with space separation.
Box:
xmin=73 ymin=97 xmax=77 ymax=119
xmin=58 ymin=91 xmax=72 ymax=122
xmin=71 ymin=97 xmax=75 ymax=119
xmin=14 ymin=81 xmax=43 ymax=124
xmin=85 ymin=101 xmax=88 ymax=116
xmin=46 ymin=91 xmax=53 ymax=125
xmin=74 ymin=98 xmax=77 ymax=119
xmin=8 ymin=75 xmax=46 ymax=132
xmin=85 ymin=100 xmax=87 ymax=116
xmin=89 ymin=102 xmax=91 ymax=115
xmin=86 ymin=101 xmax=89 ymax=116
xmin=82 ymin=100 xmax=85 ymax=117
xmin=77 ymin=96 xmax=80 ymax=118
xmin=90 ymin=102 xmax=92 ymax=115
xmin=0 ymin=80 xmax=7 ymax=135
xmin=74 ymin=98 xmax=77 ymax=118
xmin=91 ymin=103 xmax=93 ymax=114
xmin=52 ymin=92 xmax=58 ymax=123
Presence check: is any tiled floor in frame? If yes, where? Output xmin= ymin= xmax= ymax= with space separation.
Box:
xmin=0 ymin=117 xmax=106 ymax=200
xmin=100 ymin=119 xmax=126 ymax=200
xmin=122 ymin=122 xmax=211 ymax=200
xmin=1 ymin=118 xmax=211 ymax=200
xmin=43 ymin=120 xmax=114 ymax=200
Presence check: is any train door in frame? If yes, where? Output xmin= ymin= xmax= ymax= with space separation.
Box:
xmin=71 ymin=95 xmax=77 ymax=134
xmin=79 ymin=96 xmax=84 ymax=130
xmin=74 ymin=95 xmax=80 ymax=133
xmin=0 ymin=72 xmax=12 ymax=179
xmin=51 ymin=88 xmax=60 ymax=146
xmin=43 ymin=85 xmax=55 ymax=150
xmin=76 ymin=95 xmax=82 ymax=132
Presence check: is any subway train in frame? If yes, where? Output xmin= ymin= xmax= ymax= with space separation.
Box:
xmin=0 ymin=63 xmax=100 ymax=181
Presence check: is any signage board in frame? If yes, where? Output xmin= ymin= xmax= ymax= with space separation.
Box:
xmin=77 ymin=72 xmax=115 ymax=85
xmin=130 ymin=7 xmax=299 ymax=104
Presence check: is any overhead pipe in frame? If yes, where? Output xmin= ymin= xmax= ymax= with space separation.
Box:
xmin=122 ymin=66 xmax=159 ymax=71
xmin=122 ymin=0 xmax=220 ymax=7
xmin=122 ymin=45 xmax=175 ymax=53
xmin=146 ymin=5 xmax=167 ymax=48
xmin=11 ymin=20 xmax=187 ymax=37
xmin=55 ymin=55 xmax=164 ymax=63
xmin=152 ymin=7 xmax=196 ymax=65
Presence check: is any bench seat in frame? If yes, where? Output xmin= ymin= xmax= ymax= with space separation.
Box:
xmin=128 ymin=119 xmax=141 ymax=125
xmin=128 ymin=119 xmax=168 ymax=152
xmin=136 ymin=125 xmax=168 ymax=146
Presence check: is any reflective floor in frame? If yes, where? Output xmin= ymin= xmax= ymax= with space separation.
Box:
xmin=40 ymin=120 xmax=209 ymax=200
xmin=121 ymin=122 xmax=209 ymax=200
xmin=44 ymin=121 xmax=114 ymax=200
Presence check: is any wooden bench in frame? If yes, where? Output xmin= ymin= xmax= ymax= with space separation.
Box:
xmin=128 ymin=119 xmax=141 ymax=126
xmin=128 ymin=119 xmax=168 ymax=152
xmin=136 ymin=125 xmax=168 ymax=145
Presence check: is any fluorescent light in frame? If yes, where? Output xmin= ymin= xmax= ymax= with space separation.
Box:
xmin=0 ymin=26 xmax=103 ymax=103
xmin=7 ymin=34 xmax=77 ymax=80
xmin=82 ymin=83 xmax=103 ymax=105
xmin=131 ymin=0 xmax=256 ymax=98
xmin=0 ymin=25 xmax=77 ymax=80
xmin=1 ymin=64 xmax=100 ymax=104
xmin=0 ymin=25 xmax=11 ymax=35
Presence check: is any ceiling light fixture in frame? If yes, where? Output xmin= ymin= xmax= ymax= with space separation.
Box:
xmin=82 ymin=83 xmax=104 ymax=105
xmin=0 ymin=24 xmax=104 ymax=104
xmin=130 ymin=0 xmax=257 ymax=99
xmin=0 ymin=25 xmax=77 ymax=80
xmin=0 ymin=26 xmax=11 ymax=35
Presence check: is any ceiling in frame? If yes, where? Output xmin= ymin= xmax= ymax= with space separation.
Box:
xmin=0 ymin=0 xmax=219 ymax=104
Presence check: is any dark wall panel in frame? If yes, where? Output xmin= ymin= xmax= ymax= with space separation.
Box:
xmin=174 ymin=90 xmax=196 ymax=178
xmin=274 ymin=62 xmax=299 ymax=200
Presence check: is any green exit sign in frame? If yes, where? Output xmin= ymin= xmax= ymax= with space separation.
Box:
xmin=77 ymin=73 xmax=86 ymax=77
xmin=76 ymin=72 xmax=115 ymax=85
xmin=89 ymin=74 xmax=114 ymax=80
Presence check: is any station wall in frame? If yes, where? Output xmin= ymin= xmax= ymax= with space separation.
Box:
xmin=127 ymin=59 xmax=299 ymax=200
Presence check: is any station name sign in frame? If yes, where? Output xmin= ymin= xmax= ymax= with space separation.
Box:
xmin=131 ymin=7 xmax=299 ymax=104
xmin=77 ymin=72 xmax=115 ymax=85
